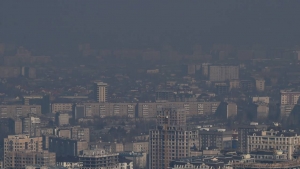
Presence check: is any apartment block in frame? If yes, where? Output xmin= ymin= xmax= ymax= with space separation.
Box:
xmin=248 ymin=130 xmax=300 ymax=159
xmin=124 ymin=141 xmax=149 ymax=153
xmin=51 ymin=103 xmax=73 ymax=113
xmin=149 ymin=108 xmax=196 ymax=169
xmin=198 ymin=131 xmax=224 ymax=150
xmin=4 ymin=135 xmax=43 ymax=156
xmin=74 ymin=103 xmax=137 ymax=119
xmin=4 ymin=150 xmax=56 ymax=169
xmin=280 ymin=89 xmax=300 ymax=116
xmin=0 ymin=105 xmax=41 ymax=118
xmin=209 ymin=65 xmax=239 ymax=82
xmin=138 ymin=102 xmax=220 ymax=119
xmin=55 ymin=112 xmax=70 ymax=126
xmin=79 ymin=149 xmax=119 ymax=169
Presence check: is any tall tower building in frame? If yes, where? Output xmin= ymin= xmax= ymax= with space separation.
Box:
xmin=94 ymin=82 xmax=108 ymax=103
xmin=149 ymin=108 xmax=194 ymax=169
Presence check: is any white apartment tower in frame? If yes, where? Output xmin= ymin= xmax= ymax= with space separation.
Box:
xmin=94 ymin=82 xmax=108 ymax=103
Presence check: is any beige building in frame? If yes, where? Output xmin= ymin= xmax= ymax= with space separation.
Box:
xmin=124 ymin=141 xmax=149 ymax=153
xmin=149 ymin=108 xmax=197 ymax=169
xmin=252 ymin=97 xmax=270 ymax=104
xmin=256 ymin=79 xmax=265 ymax=92
xmin=0 ymin=105 xmax=41 ymax=118
xmin=5 ymin=150 xmax=56 ymax=169
xmin=55 ymin=112 xmax=70 ymax=126
xmin=4 ymin=134 xmax=43 ymax=167
xmin=75 ymin=103 xmax=137 ymax=118
xmin=14 ymin=118 xmax=23 ymax=134
xmin=4 ymin=135 xmax=43 ymax=156
xmin=138 ymin=102 xmax=220 ymax=119
xmin=227 ymin=102 xmax=237 ymax=118
xmin=229 ymin=79 xmax=240 ymax=90
xmin=248 ymin=130 xmax=300 ymax=160
xmin=57 ymin=129 xmax=71 ymax=138
xmin=256 ymin=103 xmax=269 ymax=119
xmin=51 ymin=103 xmax=73 ymax=113
xmin=103 ymin=142 xmax=124 ymax=153
xmin=94 ymin=82 xmax=108 ymax=103
xmin=71 ymin=126 xmax=90 ymax=142
xmin=280 ymin=89 xmax=300 ymax=116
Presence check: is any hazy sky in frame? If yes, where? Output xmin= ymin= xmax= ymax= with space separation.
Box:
xmin=1 ymin=0 xmax=300 ymax=51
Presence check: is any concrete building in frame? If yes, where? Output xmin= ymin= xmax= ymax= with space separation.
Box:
xmin=55 ymin=112 xmax=69 ymax=126
xmin=124 ymin=141 xmax=148 ymax=153
xmin=51 ymin=103 xmax=73 ymax=114
xmin=215 ymin=102 xmax=237 ymax=119
xmin=4 ymin=150 xmax=56 ymax=169
xmin=227 ymin=102 xmax=237 ymax=118
xmin=209 ymin=65 xmax=239 ymax=82
xmin=56 ymin=128 xmax=72 ymax=139
xmin=0 ymin=118 xmax=15 ymax=136
xmin=280 ymin=89 xmax=300 ymax=116
xmin=48 ymin=137 xmax=88 ymax=157
xmin=138 ymin=102 xmax=220 ymax=119
xmin=102 ymin=142 xmax=124 ymax=153
xmin=4 ymin=134 xmax=43 ymax=167
xmin=22 ymin=95 xmax=50 ymax=114
xmin=71 ymin=126 xmax=90 ymax=142
xmin=94 ymin=82 xmax=108 ymax=103
xmin=238 ymin=125 xmax=258 ymax=153
xmin=252 ymin=97 xmax=270 ymax=104
xmin=149 ymin=108 xmax=197 ymax=169
xmin=119 ymin=152 xmax=147 ymax=169
xmin=255 ymin=79 xmax=265 ymax=92
xmin=0 ymin=105 xmax=41 ymax=118
xmin=248 ymin=130 xmax=300 ymax=160
xmin=229 ymin=79 xmax=240 ymax=90
xmin=22 ymin=114 xmax=41 ymax=137
xmin=4 ymin=135 xmax=43 ymax=155
xmin=201 ymin=63 xmax=211 ymax=77
xmin=256 ymin=103 xmax=269 ymax=119
xmin=74 ymin=103 xmax=137 ymax=118
xmin=79 ymin=149 xmax=119 ymax=169
xmin=198 ymin=130 xmax=224 ymax=150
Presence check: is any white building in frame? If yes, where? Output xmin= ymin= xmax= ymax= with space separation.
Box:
xmin=209 ymin=65 xmax=239 ymax=82
xmin=247 ymin=129 xmax=300 ymax=159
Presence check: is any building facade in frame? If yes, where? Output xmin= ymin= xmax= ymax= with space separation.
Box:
xmin=149 ymin=108 xmax=196 ymax=169
xmin=94 ymin=82 xmax=108 ymax=103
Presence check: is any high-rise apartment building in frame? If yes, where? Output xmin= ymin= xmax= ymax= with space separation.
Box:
xmin=209 ymin=65 xmax=239 ymax=82
xmin=22 ymin=114 xmax=41 ymax=137
xmin=280 ymin=89 xmax=300 ymax=116
xmin=94 ymin=82 xmax=108 ymax=103
xmin=149 ymin=108 xmax=196 ymax=169
xmin=4 ymin=134 xmax=43 ymax=167
xmin=5 ymin=150 xmax=56 ymax=169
